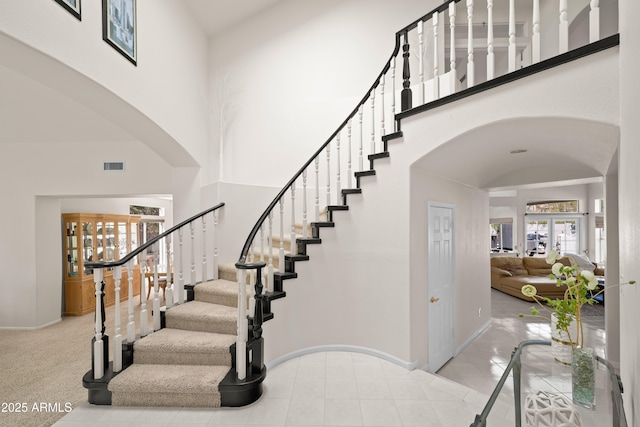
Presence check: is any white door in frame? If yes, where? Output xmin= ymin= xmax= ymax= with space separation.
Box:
xmin=427 ymin=203 xmax=455 ymax=373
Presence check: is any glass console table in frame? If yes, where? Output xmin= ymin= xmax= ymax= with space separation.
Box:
xmin=470 ymin=340 xmax=627 ymax=427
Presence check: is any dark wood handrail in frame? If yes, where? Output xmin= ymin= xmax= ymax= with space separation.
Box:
xmin=397 ymin=0 xmax=461 ymax=35
xmin=86 ymin=202 xmax=225 ymax=269
xmin=235 ymin=37 xmax=404 ymax=266
xmin=236 ymin=0 xmax=460 ymax=266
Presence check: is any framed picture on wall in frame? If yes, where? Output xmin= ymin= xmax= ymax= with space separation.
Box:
xmin=102 ymin=0 xmax=137 ymax=65
xmin=54 ymin=0 xmax=81 ymax=20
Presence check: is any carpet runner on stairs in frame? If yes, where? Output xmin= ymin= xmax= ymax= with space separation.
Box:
xmin=107 ymin=277 xmax=246 ymax=408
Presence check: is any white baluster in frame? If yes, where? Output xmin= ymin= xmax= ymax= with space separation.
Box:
xmin=358 ymin=105 xmax=364 ymax=172
xmin=370 ymin=87 xmax=376 ymax=155
xmin=449 ymin=2 xmax=457 ymax=93
xmin=418 ymin=20 xmax=424 ymax=104
xmin=267 ymin=211 xmax=274 ymax=291
xmin=279 ymin=198 xmax=285 ymax=269
xmin=380 ymin=75 xmax=385 ymax=138
xmin=93 ymin=268 xmax=104 ymax=379
xmin=152 ymin=243 xmax=161 ymax=331
xmin=165 ymin=237 xmax=174 ymax=308
xmin=213 ymin=210 xmax=219 ymax=280
xmin=260 ymin=223 xmax=265 ymax=265
xmin=290 ymin=183 xmax=297 ymax=255
xmin=589 ymin=0 xmax=599 ymax=43
xmin=508 ymin=0 xmax=516 ymax=72
xmin=336 ymin=134 xmax=341 ymax=205
xmin=189 ymin=222 xmax=196 ymax=289
xmin=390 ymin=57 xmax=397 ymax=128
xmin=113 ymin=266 xmax=123 ymax=372
xmin=303 ymin=169 xmax=308 ymax=238
xmin=532 ymin=0 xmax=541 ymax=64
xmin=559 ymin=0 xmax=568 ymax=54
xmin=466 ymin=0 xmax=475 ymax=87
xmin=487 ymin=0 xmax=495 ymax=79
xmin=259 ymin=224 xmax=267 ymax=297
xmin=347 ymin=119 xmax=353 ymax=189
xmin=126 ymin=259 xmax=135 ymax=342
xmin=432 ymin=11 xmax=440 ymax=99
xmin=139 ymin=249 xmax=148 ymax=337
xmin=326 ymin=144 xmax=331 ymax=207
xmin=202 ymin=216 xmax=208 ymax=284
xmin=236 ymin=268 xmax=247 ymax=380
xmin=314 ymin=157 xmax=320 ymax=222
xmin=178 ymin=228 xmax=185 ymax=303
xmin=249 ymin=241 xmax=256 ymax=289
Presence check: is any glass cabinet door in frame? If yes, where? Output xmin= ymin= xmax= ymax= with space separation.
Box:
xmin=118 ymin=220 xmax=128 ymax=260
xmin=82 ymin=221 xmax=94 ymax=274
xmin=103 ymin=221 xmax=116 ymax=262
xmin=130 ymin=219 xmax=139 ymax=265
xmin=65 ymin=220 xmax=79 ymax=276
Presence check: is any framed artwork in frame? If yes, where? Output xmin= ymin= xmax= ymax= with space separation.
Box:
xmin=54 ymin=0 xmax=81 ymax=20
xmin=102 ymin=0 xmax=137 ymax=65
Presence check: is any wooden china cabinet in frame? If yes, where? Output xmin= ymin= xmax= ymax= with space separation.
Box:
xmin=62 ymin=213 xmax=142 ymax=316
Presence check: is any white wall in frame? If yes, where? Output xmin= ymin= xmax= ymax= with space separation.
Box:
xmin=618 ymin=0 xmax=640 ymax=423
xmin=262 ymin=137 xmax=413 ymax=364
xmin=0 ymin=0 xmax=210 ymax=168
xmin=410 ymin=169 xmax=491 ymax=366
xmin=208 ymin=0 xmax=438 ymax=187
xmin=0 ymin=141 xmax=172 ymax=328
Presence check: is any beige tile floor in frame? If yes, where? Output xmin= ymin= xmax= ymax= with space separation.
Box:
xmin=53 ymin=289 xmax=613 ymax=426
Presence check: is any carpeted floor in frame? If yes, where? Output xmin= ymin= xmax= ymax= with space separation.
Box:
xmin=0 ymin=297 xmax=154 ymax=427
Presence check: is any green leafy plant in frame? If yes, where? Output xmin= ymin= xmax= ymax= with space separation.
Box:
xmin=519 ymin=250 xmax=635 ymax=348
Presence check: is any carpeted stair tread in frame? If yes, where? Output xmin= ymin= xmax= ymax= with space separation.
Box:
xmin=166 ymin=301 xmax=236 ymax=335
xmin=133 ymin=328 xmax=235 ymax=366
xmin=108 ymin=364 xmax=229 ymax=407
xmin=218 ymin=263 xmax=239 ymax=282
xmin=195 ymin=279 xmax=250 ymax=307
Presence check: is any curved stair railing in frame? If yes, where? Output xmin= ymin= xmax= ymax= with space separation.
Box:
xmin=232 ymin=0 xmax=618 ymax=383
xmin=82 ymin=203 xmax=224 ymax=403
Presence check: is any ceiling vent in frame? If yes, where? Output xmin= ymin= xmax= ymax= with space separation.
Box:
xmin=103 ymin=161 xmax=125 ymax=172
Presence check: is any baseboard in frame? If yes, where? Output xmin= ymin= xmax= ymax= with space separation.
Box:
xmin=455 ymin=319 xmax=492 ymax=357
xmin=0 ymin=317 xmax=62 ymax=330
xmin=266 ymin=344 xmax=416 ymax=371
xmin=419 ymin=319 xmax=492 ymax=372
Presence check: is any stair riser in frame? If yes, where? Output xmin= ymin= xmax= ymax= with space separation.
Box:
xmin=134 ymin=351 xmax=231 ymax=366
xmin=166 ymin=318 xmax=236 ymax=336
xmin=195 ymin=293 xmax=250 ymax=308
xmin=112 ymin=392 xmax=220 ymax=408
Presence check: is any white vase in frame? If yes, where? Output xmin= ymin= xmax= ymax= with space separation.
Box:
xmin=551 ymin=313 xmax=577 ymax=365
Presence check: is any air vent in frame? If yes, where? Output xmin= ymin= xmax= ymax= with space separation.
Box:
xmin=103 ymin=161 xmax=125 ymax=172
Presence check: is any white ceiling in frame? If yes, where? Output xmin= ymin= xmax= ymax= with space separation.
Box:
xmin=413 ymin=117 xmax=617 ymax=190
xmin=183 ymin=0 xmax=284 ymax=36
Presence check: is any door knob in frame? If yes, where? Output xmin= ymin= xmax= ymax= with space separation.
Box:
xmin=430 ymin=297 xmax=439 ymax=303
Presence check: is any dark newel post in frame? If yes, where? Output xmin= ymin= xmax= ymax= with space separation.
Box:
xmin=252 ymin=266 xmax=265 ymax=374
xmin=401 ymin=30 xmax=412 ymax=111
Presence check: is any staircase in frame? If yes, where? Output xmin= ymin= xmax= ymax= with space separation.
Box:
xmin=82 ymin=0 xmax=619 ymax=410
xmin=107 ymin=279 xmax=241 ymax=407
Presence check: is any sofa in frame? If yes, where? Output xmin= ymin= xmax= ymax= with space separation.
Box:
xmin=490 ymin=256 xmax=573 ymax=302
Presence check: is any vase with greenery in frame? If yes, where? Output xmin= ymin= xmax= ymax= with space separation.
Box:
xmin=519 ymin=249 xmax=635 ymax=408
